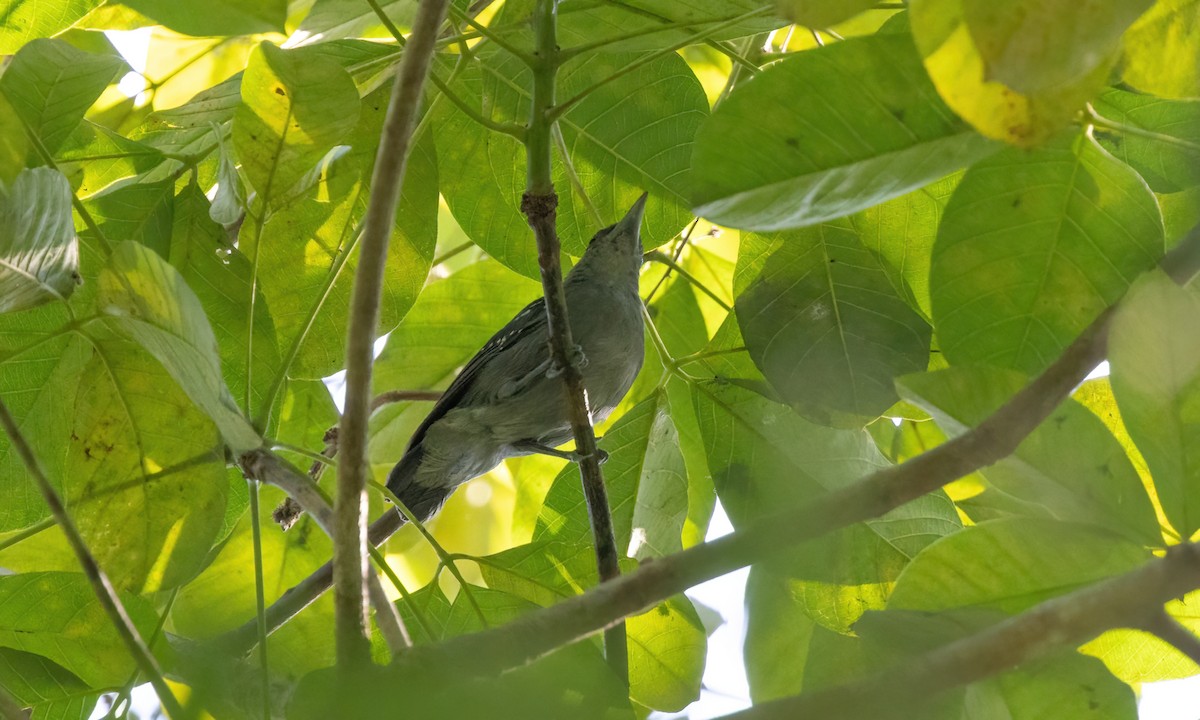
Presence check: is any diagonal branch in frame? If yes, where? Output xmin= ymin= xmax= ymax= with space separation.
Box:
xmin=521 ymin=0 xmax=627 ymax=683
xmin=1141 ymin=609 xmax=1200 ymax=667
xmin=0 ymin=399 xmax=185 ymax=719
xmin=724 ymin=544 xmax=1200 ymax=719
xmin=335 ymin=0 xmax=451 ymax=667
xmin=380 ymin=225 xmax=1200 ymax=683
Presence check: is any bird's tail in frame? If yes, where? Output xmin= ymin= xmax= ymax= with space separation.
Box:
xmin=385 ymin=443 xmax=453 ymax=524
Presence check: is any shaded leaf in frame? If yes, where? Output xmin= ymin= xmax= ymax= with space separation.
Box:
xmin=118 ymin=0 xmax=285 ymax=36
xmin=0 ymin=168 xmax=78 ymax=313
xmin=1110 ymin=270 xmax=1200 ymax=538
xmin=736 ymin=223 xmax=931 ymax=427
xmin=436 ymin=48 xmax=705 ymax=276
xmin=1122 ymin=0 xmax=1200 ymax=99
xmin=889 ymin=518 xmax=1149 ymax=614
xmin=898 ymin=366 xmax=1161 ymax=544
xmin=233 ymin=42 xmax=360 ymax=207
xmin=1092 ymin=88 xmax=1200 ymax=193
xmin=910 ymin=0 xmax=1114 ymax=146
xmin=0 ymin=572 xmax=156 ymax=688
xmin=691 ymin=33 xmax=995 ymax=230
xmin=930 ymin=134 xmax=1162 ymax=374
xmin=99 ymin=241 xmax=260 ymax=453
xmin=961 ymin=0 xmax=1152 ymax=94
xmin=0 ymin=39 xmax=125 ymax=154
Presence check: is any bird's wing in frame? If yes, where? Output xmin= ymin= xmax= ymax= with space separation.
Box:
xmin=404 ymin=296 xmax=549 ymax=450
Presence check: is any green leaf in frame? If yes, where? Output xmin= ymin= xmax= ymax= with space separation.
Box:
xmin=0 ymin=648 xmax=91 ymax=714
xmin=501 ymin=0 xmax=782 ymax=53
xmin=0 ymin=94 xmax=28 ymax=185
xmin=1110 ymin=270 xmax=1200 ymax=538
xmin=898 ymin=366 xmax=1161 ymax=544
xmin=1092 ymin=89 xmax=1200 ymax=194
xmin=691 ymin=33 xmax=995 ymax=231
xmin=960 ymin=0 xmax=1152 ymax=94
xmin=736 ymin=223 xmax=931 ymax=427
xmin=167 ymin=184 xmax=281 ymax=419
xmin=852 ymin=172 xmax=960 ymax=319
xmin=0 ymin=0 xmax=106 ymax=53
xmin=435 ymin=48 xmax=706 ymax=276
xmin=0 ymin=572 xmax=156 ymax=688
xmin=233 ymin=42 xmax=360 ymax=207
xmin=0 ymin=168 xmax=79 ymax=314
xmin=889 ymin=518 xmax=1149 ymax=614
xmin=55 ymin=121 xmax=165 ymax=198
xmin=173 ymin=485 xmax=336 ymax=677
xmin=117 ymin=0 xmax=286 ymax=36
xmin=624 ymin=596 xmax=705 ymax=711
xmin=692 ymin=379 xmax=961 ymax=610
xmin=298 ymin=0 xmax=417 ymax=41
xmin=84 ymin=180 xmax=174 ymax=258
xmin=209 ymin=139 xmax=246 ymax=226
xmin=744 ymin=566 xmax=867 ymax=702
xmin=930 ymin=133 xmax=1162 ymax=374
xmin=1122 ymin=0 xmax=1200 ymax=99
xmin=244 ymin=85 xmax=437 ymax=382
xmin=0 ymin=39 xmax=125 ymax=154
xmin=65 ymin=335 xmax=228 ymax=592
xmin=774 ymin=0 xmax=877 ymax=28
xmin=910 ymin=0 xmax=1114 ymax=146
xmin=536 ymin=393 xmax=688 ymax=559
xmin=99 ymin=241 xmax=261 ymax=453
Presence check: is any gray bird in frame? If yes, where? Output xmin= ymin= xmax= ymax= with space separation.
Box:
xmin=386 ymin=193 xmax=648 ymax=522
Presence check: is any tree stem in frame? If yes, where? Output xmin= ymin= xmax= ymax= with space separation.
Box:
xmin=522 ymin=0 xmax=628 ymax=684
xmin=335 ymin=0 xmax=451 ymax=669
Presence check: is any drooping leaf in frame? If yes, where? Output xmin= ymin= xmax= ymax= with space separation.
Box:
xmin=118 ymin=0 xmax=286 ymax=36
xmin=99 ymin=241 xmax=261 ymax=453
xmin=233 ymin=42 xmax=360 ymax=208
xmin=435 ymin=47 xmax=706 ymax=277
xmin=0 ymin=168 xmax=79 ymax=314
xmin=736 ymin=223 xmax=931 ymax=427
xmin=898 ymin=366 xmax=1161 ymax=544
xmin=960 ymin=0 xmax=1152 ymax=94
xmin=0 ymin=39 xmax=125 ymax=154
xmin=1110 ymin=270 xmax=1200 ymax=539
xmin=930 ymin=133 xmax=1162 ymax=374
xmin=1092 ymin=89 xmax=1200 ymax=194
xmin=910 ymin=0 xmax=1115 ymax=146
xmin=1122 ymin=0 xmax=1200 ymax=99
xmin=691 ymin=33 xmax=995 ymax=231
xmin=0 ymin=572 xmax=156 ymax=688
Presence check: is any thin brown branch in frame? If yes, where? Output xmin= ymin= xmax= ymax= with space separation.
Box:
xmin=371 ymin=389 xmax=444 ymax=410
xmin=378 ymin=226 xmax=1200 ymax=684
xmin=239 ymin=449 xmax=410 ymax=658
xmin=724 ymin=544 xmax=1200 ymax=719
xmin=0 ymin=399 xmax=185 ymax=719
xmin=336 ymin=0 xmax=451 ymax=668
xmin=523 ymin=0 xmax=627 ymax=683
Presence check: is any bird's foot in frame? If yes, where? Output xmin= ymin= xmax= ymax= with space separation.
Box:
xmin=515 ymin=440 xmax=608 ymax=465
xmin=546 ymin=345 xmax=587 ymax=378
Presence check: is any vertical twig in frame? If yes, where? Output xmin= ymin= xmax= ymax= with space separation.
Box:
xmin=0 ymin=399 xmax=186 ymax=719
xmin=247 ymin=480 xmax=270 ymax=720
xmin=521 ymin=0 xmax=628 ymax=683
xmin=335 ymin=0 xmax=451 ymax=668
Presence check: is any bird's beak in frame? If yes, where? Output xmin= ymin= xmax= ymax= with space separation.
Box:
xmin=614 ymin=192 xmax=648 ymax=239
